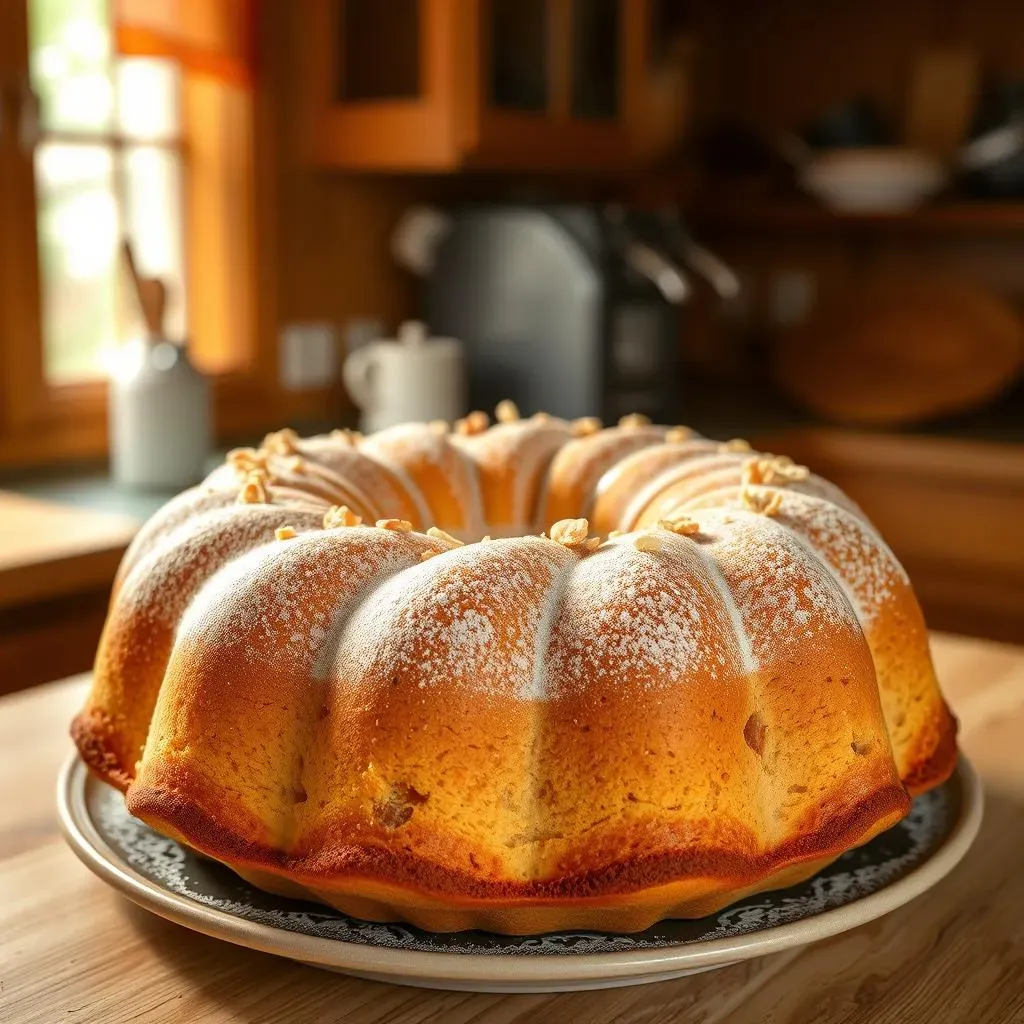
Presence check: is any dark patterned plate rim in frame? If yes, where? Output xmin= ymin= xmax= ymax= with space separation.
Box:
xmin=57 ymin=755 xmax=982 ymax=986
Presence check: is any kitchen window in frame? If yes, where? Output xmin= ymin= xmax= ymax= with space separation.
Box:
xmin=0 ymin=0 xmax=260 ymax=467
xmin=30 ymin=0 xmax=187 ymax=384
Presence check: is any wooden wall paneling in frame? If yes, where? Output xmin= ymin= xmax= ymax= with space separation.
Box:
xmin=548 ymin=0 xmax=573 ymax=120
xmin=687 ymin=0 xmax=1024 ymax=155
xmin=946 ymin=3 xmax=1024 ymax=79
xmin=184 ymin=76 xmax=257 ymax=377
xmin=706 ymin=0 xmax=938 ymax=136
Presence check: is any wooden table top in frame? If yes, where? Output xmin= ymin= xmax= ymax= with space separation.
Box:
xmin=0 ymin=490 xmax=138 ymax=610
xmin=2 ymin=632 xmax=1023 ymax=1023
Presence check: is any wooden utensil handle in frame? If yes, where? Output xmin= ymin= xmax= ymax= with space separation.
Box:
xmin=122 ymin=240 xmax=167 ymax=340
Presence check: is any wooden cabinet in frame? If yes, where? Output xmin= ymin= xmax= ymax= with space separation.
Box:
xmin=300 ymin=0 xmax=651 ymax=171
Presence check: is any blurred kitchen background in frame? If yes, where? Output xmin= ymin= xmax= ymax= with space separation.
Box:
xmin=0 ymin=0 xmax=1022 ymax=695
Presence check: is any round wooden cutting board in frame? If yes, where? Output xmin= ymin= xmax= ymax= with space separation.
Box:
xmin=772 ymin=272 xmax=1024 ymax=426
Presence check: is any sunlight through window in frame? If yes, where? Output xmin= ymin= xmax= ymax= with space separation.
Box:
xmin=29 ymin=0 xmax=186 ymax=384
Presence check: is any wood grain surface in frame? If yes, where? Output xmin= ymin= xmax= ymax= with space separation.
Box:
xmin=1 ymin=633 xmax=1023 ymax=1023
xmin=0 ymin=490 xmax=137 ymax=610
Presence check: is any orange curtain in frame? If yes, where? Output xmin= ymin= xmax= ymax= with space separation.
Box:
xmin=113 ymin=0 xmax=256 ymax=87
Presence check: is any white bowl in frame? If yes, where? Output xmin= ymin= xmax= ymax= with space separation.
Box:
xmin=801 ymin=147 xmax=947 ymax=213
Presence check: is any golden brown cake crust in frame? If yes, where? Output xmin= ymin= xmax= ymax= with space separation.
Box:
xmin=122 ymin=761 xmax=909 ymax=933
xmin=72 ymin=410 xmax=958 ymax=934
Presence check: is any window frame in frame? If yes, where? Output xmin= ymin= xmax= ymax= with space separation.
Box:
xmin=0 ymin=0 xmax=308 ymax=470
xmin=36 ymin=120 xmax=190 ymax=388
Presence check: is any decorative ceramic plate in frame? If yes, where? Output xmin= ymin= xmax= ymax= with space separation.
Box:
xmin=58 ymin=755 xmax=982 ymax=993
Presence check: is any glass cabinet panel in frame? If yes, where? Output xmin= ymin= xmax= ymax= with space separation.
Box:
xmin=491 ymin=0 xmax=548 ymax=112
xmin=571 ymin=0 xmax=620 ymax=119
xmin=338 ymin=0 xmax=421 ymax=101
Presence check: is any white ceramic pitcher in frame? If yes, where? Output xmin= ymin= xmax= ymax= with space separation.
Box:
xmin=343 ymin=321 xmax=466 ymax=432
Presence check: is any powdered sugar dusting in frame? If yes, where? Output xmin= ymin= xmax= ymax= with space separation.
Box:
xmin=696 ymin=509 xmax=859 ymax=669
xmin=116 ymin=505 xmax=326 ymax=641
xmin=334 ymin=537 xmax=576 ymax=699
xmin=775 ymin=491 xmax=908 ymax=627
xmin=175 ymin=527 xmax=433 ymax=672
xmin=543 ymin=532 xmax=741 ymax=695
xmin=686 ymin=530 xmax=759 ymax=675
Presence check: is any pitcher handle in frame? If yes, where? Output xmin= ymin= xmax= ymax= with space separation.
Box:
xmin=343 ymin=345 xmax=378 ymax=413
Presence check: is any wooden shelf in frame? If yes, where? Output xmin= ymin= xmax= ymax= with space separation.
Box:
xmin=689 ymin=198 xmax=1024 ymax=234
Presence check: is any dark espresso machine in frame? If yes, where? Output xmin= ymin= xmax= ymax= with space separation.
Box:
xmin=393 ymin=204 xmax=738 ymax=422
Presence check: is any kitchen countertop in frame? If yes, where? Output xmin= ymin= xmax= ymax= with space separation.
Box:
xmin=0 ymin=490 xmax=140 ymax=610
xmin=1 ymin=632 xmax=1023 ymax=1023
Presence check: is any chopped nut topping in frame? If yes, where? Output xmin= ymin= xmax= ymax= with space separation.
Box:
xmin=324 ymin=505 xmax=362 ymax=528
xmin=608 ymin=529 xmax=624 ymax=539
xmin=481 ymin=535 xmax=492 ymax=542
xmin=720 ymin=438 xmax=752 ymax=453
xmin=455 ymin=410 xmax=490 ymax=436
xmin=426 ymin=526 xmax=464 ymax=547
xmin=658 ymin=513 xmax=700 ymax=536
xmin=428 ymin=419 xmax=449 ymax=435
xmin=619 ymin=413 xmax=652 ymax=428
xmin=329 ymin=428 xmax=357 ymax=446
xmin=741 ymin=487 xmax=783 ymax=516
xmin=263 ymin=427 xmax=300 ymax=455
xmin=550 ymin=518 xmax=588 ymax=545
xmin=495 ymin=399 xmax=520 ymax=423
xmin=634 ymin=533 xmax=662 ymax=553
xmin=549 ymin=518 xmax=600 ymax=552
xmin=420 ymin=549 xmax=439 ymax=561
xmin=275 ymin=525 xmax=298 ymax=541
xmin=532 ymin=411 xmax=554 ymax=423
xmin=237 ymin=472 xmax=268 ymax=505
xmin=376 ymin=518 xmax=414 ymax=532
xmin=286 ymin=455 xmax=307 ymax=474
xmin=570 ymin=416 xmax=602 ymax=437
xmin=665 ymin=426 xmax=694 ymax=443
xmin=227 ymin=447 xmax=268 ymax=477
xmin=742 ymin=455 xmax=810 ymax=487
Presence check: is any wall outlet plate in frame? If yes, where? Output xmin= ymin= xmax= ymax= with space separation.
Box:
xmin=280 ymin=322 xmax=338 ymax=390
xmin=770 ymin=270 xmax=817 ymax=328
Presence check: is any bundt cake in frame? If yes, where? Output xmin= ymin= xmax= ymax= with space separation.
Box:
xmin=72 ymin=404 xmax=958 ymax=934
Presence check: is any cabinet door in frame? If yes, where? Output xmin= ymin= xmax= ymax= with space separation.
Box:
xmin=570 ymin=0 xmax=622 ymax=120
xmin=301 ymin=0 xmax=650 ymax=172
xmin=303 ymin=0 xmax=463 ymax=170
xmin=466 ymin=0 xmax=648 ymax=171
xmin=489 ymin=0 xmax=550 ymax=113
